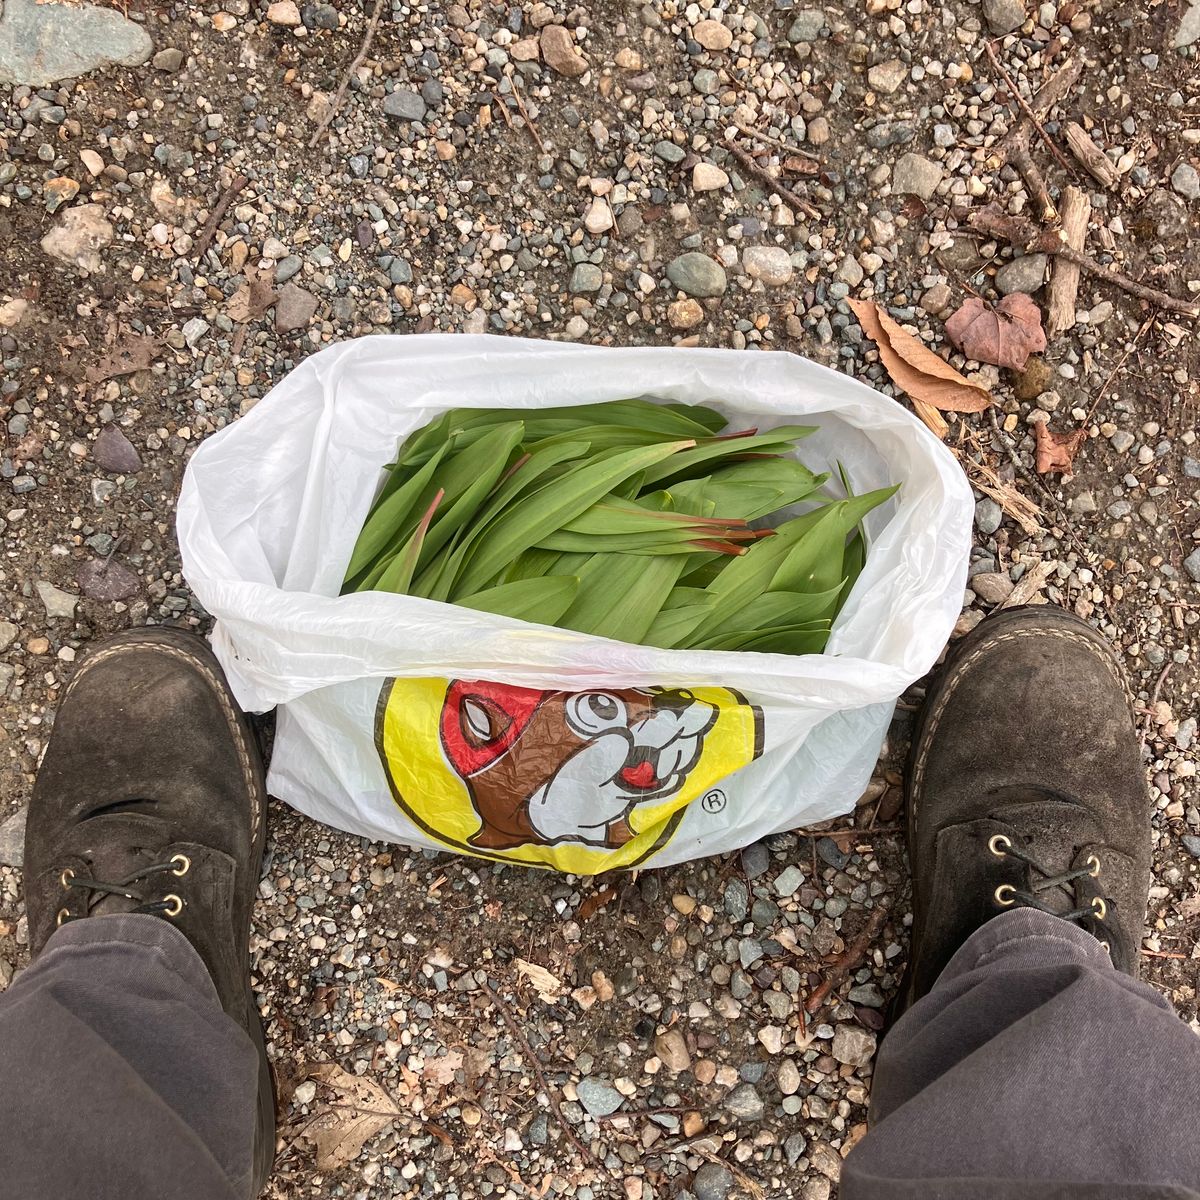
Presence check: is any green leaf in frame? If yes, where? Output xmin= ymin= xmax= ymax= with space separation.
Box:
xmin=638 ymin=426 xmax=818 ymax=489
xmin=699 ymin=622 xmax=832 ymax=655
xmin=559 ymin=553 xmax=687 ymax=642
xmin=416 ymin=422 xmax=526 ymax=569
xmin=455 ymin=575 xmax=580 ymax=624
xmin=343 ymin=440 xmax=451 ymax=588
xmin=706 ymin=583 xmax=846 ymax=638
xmin=769 ymin=487 xmax=897 ymax=594
xmin=453 ymin=439 xmax=697 ymax=597
xmin=374 ymin=489 xmax=444 ymax=595
xmin=642 ymin=595 xmax=718 ymax=648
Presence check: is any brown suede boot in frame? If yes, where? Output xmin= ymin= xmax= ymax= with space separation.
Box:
xmin=894 ymin=605 xmax=1152 ymax=1018
xmin=23 ymin=627 xmax=275 ymax=1193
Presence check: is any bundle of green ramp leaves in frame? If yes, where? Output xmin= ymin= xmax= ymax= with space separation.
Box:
xmin=342 ymin=399 xmax=897 ymax=655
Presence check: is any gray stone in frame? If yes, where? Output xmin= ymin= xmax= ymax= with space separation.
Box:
xmin=0 ymin=805 xmax=27 ymax=868
xmin=724 ymin=878 xmax=749 ymax=921
xmin=388 ymin=257 xmax=413 ymax=285
xmin=723 ymin=1082 xmax=765 ymax=1121
xmin=1170 ymin=162 xmax=1200 ymax=202
xmin=971 ymin=571 xmax=1015 ymax=605
xmin=569 ymin=263 xmax=603 ymax=294
xmin=692 ymin=67 xmax=719 ymax=94
xmin=1174 ymin=0 xmax=1200 ymax=47
xmin=693 ymin=1163 xmax=733 ymax=1200
xmin=1183 ymin=456 xmax=1200 ymax=479
xmin=787 ymin=9 xmax=824 ymax=41
xmin=0 ymin=0 xmax=152 ymax=85
xmin=654 ymin=140 xmax=685 ymax=164
xmin=1183 ymin=547 xmax=1200 ymax=583
xmin=1182 ymin=834 xmax=1200 ymax=859
xmin=666 ymin=251 xmax=727 ymax=298
xmin=152 ymin=47 xmax=184 ymax=72
xmin=743 ymin=245 xmax=793 ymax=286
xmin=974 ymin=497 xmax=1002 ymax=535
xmin=92 ymin=425 xmax=141 ymax=474
xmin=995 ymin=253 xmax=1047 ymax=295
xmin=983 ymin=0 xmax=1026 ymax=33
xmin=1109 ymin=429 xmax=1136 ymax=453
xmin=0 ymin=621 xmax=17 ymax=652
xmin=847 ymin=982 xmax=886 ymax=1008
xmin=275 ymin=254 xmax=302 ymax=283
xmin=274 ymin=283 xmax=318 ymax=332
xmin=36 ymin=580 xmax=78 ymax=620
xmin=77 ymin=556 xmax=140 ymax=602
xmin=739 ymin=937 xmax=764 ymax=968
xmin=383 ymin=89 xmax=427 ymax=122
xmin=891 ymin=153 xmax=943 ymax=200
xmin=773 ymin=865 xmax=805 ymax=897
xmin=576 ymin=1077 xmax=624 ymax=1117
xmin=831 ymin=1023 xmax=877 ymax=1067
xmin=182 ymin=318 xmax=209 ymax=348
xmin=741 ymin=840 xmax=770 ymax=879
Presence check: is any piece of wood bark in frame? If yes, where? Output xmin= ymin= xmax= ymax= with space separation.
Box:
xmin=1046 ymin=185 xmax=1091 ymax=336
xmin=1063 ymin=122 xmax=1119 ymax=188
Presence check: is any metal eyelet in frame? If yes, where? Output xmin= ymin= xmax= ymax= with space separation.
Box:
xmin=988 ymin=834 xmax=1012 ymax=858
xmin=1099 ymin=941 xmax=1111 ymax=954
xmin=1086 ymin=854 xmax=1101 ymax=878
xmin=56 ymin=908 xmax=70 ymax=927
xmin=60 ymin=868 xmax=75 ymax=889
xmin=170 ymin=854 xmax=191 ymax=877
xmin=1091 ymin=896 xmax=1107 ymax=920
xmin=162 ymin=894 xmax=184 ymax=918
xmin=994 ymin=884 xmax=1016 ymax=907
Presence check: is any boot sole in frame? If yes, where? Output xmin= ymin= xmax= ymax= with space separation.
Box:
xmin=890 ymin=605 xmax=1125 ymax=1024
xmin=75 ymin=628 xmax=277 ymax=1192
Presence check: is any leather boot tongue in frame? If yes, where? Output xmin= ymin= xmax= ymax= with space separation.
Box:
xmin=987 ymin=794 xmax=1104 ymax=913
xmin=62 ymin=811 xmax=175 ymax=917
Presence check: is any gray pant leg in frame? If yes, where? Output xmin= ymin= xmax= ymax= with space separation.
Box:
xmin=0 ymin=913 xmax=259 ymax=1200
xmin=842 ymin=908 xmax=1200 ymax=1200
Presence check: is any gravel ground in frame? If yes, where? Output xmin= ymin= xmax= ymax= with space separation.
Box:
xmin=1 ymin=0 xmax=1198 ymax=1194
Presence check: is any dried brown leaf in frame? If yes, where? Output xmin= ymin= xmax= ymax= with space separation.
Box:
xmin=421 ymin=1049 xmax=464 ymax=1087
xmin=944 ymin=294 xmax=1047 ymax=371
xmin=848 ymin=299 xmax=991 ymax=435
xmin=86 ymin=331 xmax=161 ymax=383
xmin=304 ymin=1063 xmax=405 ymax=1171
xmin=227 ymin=272 xmax=277 ymax=323
xmin=513 ymin=958 xmax=564 ymax=1003
xmin=577 ymin=885 xmax=617 ymax=921
xmin=1034 ymin=421 xmax=1085 ymax=477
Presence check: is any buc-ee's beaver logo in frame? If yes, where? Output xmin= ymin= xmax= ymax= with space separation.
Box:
xmin=375 ymin=678 xmax=763 ymax=872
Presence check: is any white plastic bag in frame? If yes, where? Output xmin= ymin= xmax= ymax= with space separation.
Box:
xmin=178 ymin=334 xmax=971 ymax=872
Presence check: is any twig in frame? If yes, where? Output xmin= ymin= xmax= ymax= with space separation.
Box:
xmin=1009 ymin=129 xmax=1056 ymax=222
xmin=1140 ymin=661 xmax=1173 ymax=751
xmin=991 ymin=55 xmax=1083 ymax=163
xmin=804 ymin=903 xmax=890 ymax=1015
xmin=1083 ymin=314 xmax=1154 ymax=424
xmin=735 ymin=121 xmax=821 ymax=161
xmin=984 ymin=42 xmax=1074 ymax=176
xmin=595 ymin=1105 xmax=693 ymax=1123
xmin=969 ymin=206 xmax=1200 ymax=318
xmin=1141 ymin=947 xmax=1190 ymax=960
xmin=307 ymin=0 xmax=386 ymax=149
xmin=998 ymin=556 xmax=1057 ymax=609
xmin=510 ymin=81 xmax=546 ymax=155
xmin=794 ymin=825 xmax=903 ymax=841
xmin=1046 ymin=185 xmax=1091 ymax=336
xmin=480 ymin=982 xmax=602 ymax=1169
xmin=193 ymin=173 xmax=248 ymax=261
xmin=697 ymin=1150 xmax=767 ymax=1200
xmin=724 ymin=138 xmax=823 ymax=220
xmin=1063 ymin=122 xmax=1119 ymax=189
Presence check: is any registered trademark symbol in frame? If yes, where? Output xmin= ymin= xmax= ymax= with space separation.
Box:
xmin=701 ymin=789 xmax=726 ymax=814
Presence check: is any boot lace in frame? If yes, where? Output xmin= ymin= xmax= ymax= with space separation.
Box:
xmin=987 ymin=834 xmax=1108 ymax=923
xmin=56 ymin=854 xmax=191 ymax=928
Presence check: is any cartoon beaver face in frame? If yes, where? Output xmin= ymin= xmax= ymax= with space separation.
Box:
xmin=438 ymin=680 xmax=719 ymax=850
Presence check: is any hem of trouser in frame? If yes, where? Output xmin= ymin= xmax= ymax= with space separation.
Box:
xmin=935 ymin=906 xmax=1112 ymax=984
xmin=24 ymin=912 xmax=219 ymax=1002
